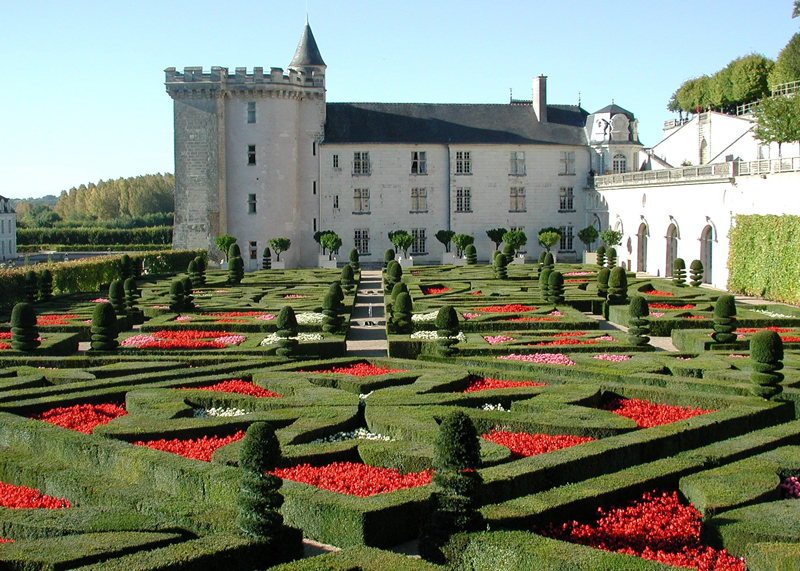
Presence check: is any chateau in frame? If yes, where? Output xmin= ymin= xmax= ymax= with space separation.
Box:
xmin=0 ymin=196 xmax=16 ymax=261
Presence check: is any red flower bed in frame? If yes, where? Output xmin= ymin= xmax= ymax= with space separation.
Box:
xmin=601 ymin=397 xmax=715 ymax=428
xmin=471 ymin=291 xmax=482 ymax=295
xmin=0 ymin=343 xmax=9 ymax=350
xmin=644 ymin=290 xmax=674 ymax=296
xmin=483 ymin=430 xmax=593 ymax=458
xmin=207 ymin=312 xmax=274 ymax=318
xmin=505 ymin=317 xmax=557 ymax=322
xmin=121 ymin=330 xmax=245 ymax=349
xmin=307 ymin=363 xmax=407 ymax=376
xmin=32 ymin=403 xmax=128 ymax=434
xmin=475 ymin=304 xmax=537 ymax=313
xmin=272 ymin=462 xmax=432 ymax=497
xmin=184 ymin=379 xmax=282 ymax=398
xmin=537 ymin=490 xmax=744 ymax=571
xmin=134 ymin=431 xmax=245 ymax=462
xmin=38 ymin=314 xmax=81 ymax=325
xmin=0 ymin=481 xmax=71 ymax=509
xmin=649 ymin=303 xmax=696 ymax=310
xmin=420 ymin=286 xmax=451 ymax=295
xmin=553 ymin=331 xmax=588 ymax=337
xmin=460 ymin=377 xmax=547 ymax=393
xmin=736 ymin=327 xmax=794 ymax=334
xmin=0 ymin=333 xmax=10 ymax=339
xmin=782 ymin=336 xmax=800 ymax=342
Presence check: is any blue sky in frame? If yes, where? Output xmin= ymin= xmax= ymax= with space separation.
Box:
xmin=2 ymin=0 xmax=796 ymax=199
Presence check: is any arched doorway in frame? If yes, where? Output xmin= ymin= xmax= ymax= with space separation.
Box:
xmin=637 ymin=223 xmax=648 ymax=272
xmin=665 ymin=224 xmax=678 ymax=277
xmin=700 ymin=225 xmax=713 ymax=284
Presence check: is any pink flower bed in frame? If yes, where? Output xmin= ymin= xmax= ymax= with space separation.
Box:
xmin=593 ymin=354 xmax=631 ymax=362
xmin=497 ymin=353 xmax=576 ymax=366
xmin=462 ymin=313 xmax=482 ymax=320
xmin=484 ymin=335 xmax=516 ymax=345
xmin=505 ymin=317 xmax=558 ymax=322
xmin=283 ymin=294 xmax=308 ymax=299
xmin=460 ymin=377 xmax=547 ymax=393
xmin=483 ymin=430 xmax=593 ymax=458
xmin=272 ymin=462 xmax=432 ymax=497
xmin=781 ymin=476 xmax=800 ymax=499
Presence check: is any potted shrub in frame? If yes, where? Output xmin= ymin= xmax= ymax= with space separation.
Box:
xmin=268 ymin=238 xmax=291 ymax=269
xmin=319 ymin=232 xmax=342 ymax=269
xmin=437 ymin=230 xmax=457 ymax=264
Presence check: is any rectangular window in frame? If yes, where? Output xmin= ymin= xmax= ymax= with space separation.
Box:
xmin=559 ymin=187 xmax=574 ymax=211
xmin=353 ymin=151 xmax=371 ymax=175
xmin=333 ymin=195 xmax=339 ymax=209
xmin=560 ymin=151 xmax=575 ymax=175
xmin=510 ymin=187 xmax=526 ymax=212
xmin=247 ymin=102 xmax=256 ymax=124
xmin=455 ymin=151 xmax=472 ymax=174
xmin=313 ymin=181 xmax=317 ymax=195
xmin=312 ymin=141 xmax=317 ymax=156
xmin=456 ymin=187 xmax=471 ymax=212
xmin=559 ymin=225 xmax=574 ymax=250
xmin=247 ymin=193 xmax=257 ymax=214
xmin=313 ymin=218 xmax=317 ymax=232
xmin=411 ymin=228 xmax=427 ymax=255
xmin=354 ymin=228 xmax=370 ymax=255
xmin=353 ymin=188 xmax=370 ymax=213
xmin=410 ymin=188 xmax=427 ymax=212
xmin=510 ymin=225 xmax=526 ymax=253
xmin=510 ymin=151 xmax=526 ymax=175
xmin=249 ymin=241 xmax=257 ymax=260
xmin=333 ymin=154 xmax=339 ymax=169
xmin=247 ymin=144 xmax=256 ymax=165
xmin=411 ymin=151 xmax=427 ymax=174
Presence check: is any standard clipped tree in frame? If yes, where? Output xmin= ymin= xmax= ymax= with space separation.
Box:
xmin=464 ymin=244 xmax=477 ymax=265
xmin=389 ymin=230 xmax=414 ymax=259
xmin=320 ymin=232 xmax=342 ymax=260
xmin=486 ymin=228 xmax=507 ymax=251
xmin=502 ymin=230 xmax=527 ymax=258
xmin=37 ymin=269 xmax=53 ymax=302
xmin=314 ymin=230 xmax=336 ymax=256
xmin=90 ymin=302 xmax=118 ymax=351
xmin=600 ymin=229 xmax=623 ymax=248
xmin=10 ymin=303 xmax=40 ymax=352
xmin=548 ymin=271 xmax=565 ymax=305
xmin=673 ymin=258 xmax=687 ymax=287
xmin=627 ymin=295 xmax=651 ymax=346
xmin=275 ymin=306 xmax=299 ymax=358
xmin=215 ymin=235 xmax=237 ymax=261
xmin=452 ymin=234 xmax=474 ymax=258
xmin=753 ymin=94 xmax=800 ymax=156
xmin=689 ymin=260 xmax=704 ymax=287
xmin=749 ymin=330 xmax=784 ymax=400
xmin=436 ymin=230 xmax=456 ymax=253
xmin=537 ymin=231 xmax=560 ymax=253
xmin=712 ymin=294 xmax=738 ymax=343
xmin=578 ymin=226 xmax=599 ymax=252
xmin=268 ymin=238 xmax=291 ymax=262
xmin=419 ymin=411 xmax=484 ymax=563
xmin=108 ymin=279 xmax=127 ymax=316
xmin=435 ymin=305 xmax=460 ymax=357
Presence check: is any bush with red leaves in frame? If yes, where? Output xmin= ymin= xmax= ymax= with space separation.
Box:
xmin=420 ymin=286 xmax=451 ymax=295
xmin=133 ymin=431 xmax=245 ymax=462
xmin=0 ymin=481 xmax=70 ymax=509
xmin=271 ymin=462 xmax=432 ymax=497
xmin=601 ymin=398 xmax=715 ymax=428
xmin=306 ymin=363 xmax=407 ymax=376
xmin=32 ymin=403 xmax=128 ymax=434
xmin=483 ymin=430 xmax=593 ymax=458
xmin=537 ymin=490 xmax=744 ymax=571
xmin=460 ymin=377 xmax=547 ymax=393
xmin=183 ymin=379 xmax=282 ymax=398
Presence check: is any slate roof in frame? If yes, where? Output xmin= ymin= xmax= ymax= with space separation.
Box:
xmin=593 ymin=104 xmax=635 ymax=120
xmin=290 ymin=23 xmax=326 ymax=68
xmin=324 ymin=103 xmax=589 ymax=146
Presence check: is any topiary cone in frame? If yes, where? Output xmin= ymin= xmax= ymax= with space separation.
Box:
xmin=465 ymin=244 xmax=477 ymax=265
xmin=340 ymin=264 xmax=356 ymax=294
xmin=607 ymin=267 xmax=628 ymax=305
xmin=383 ymin=248 xmax=396 ymax=269
xmin=236 ymin=421 xmax=285 ymax=540
xmin=24 ymin=271 xmax=38 ymax=303
xmin=597 ymin=267 xmax=611 ymax=299
xmin=627 ymin=295 xmax=650 ymax=346
xmin=108 ymin=280 xmax=127 ymax=316
xmin=673 ymin=258 xmax=687 ymax=287
xmin=543 ymin=252 xmax=554 ymax=270
xmin=322 ymin=292 xmax=344 ymax=333
xmin=493 ymin=253 xmax=508 ymax=280
xmin=349 ymin=248 xmax=360 ymax=271
xmin=10 ymin=303 xmax=40 ymax=352
xmin=37 ymin=269 xmax=53 ymax=302
xmin=435 ymin=305 xmax=460 ymax=356
xmin=539 ymin=268 xmax=552 ymax=300
xmin=181 ymin=276 xmax=194 ymax=311
xmin=169 ymin=280 xmax=184 ymax=313
xmin=596 ymin=245 xmax=606 ymax=268
xmin=275 ymin=307 xmax=299 ymax=358
xmin=385 ymin=261 xmax=402 ymax=290
xmin=391 ymin=292 xmax=413 ymax=334
xmin=689 ymin=259 xmax=704 ymax=287
xmin=327 ymin=282 xmax=344 ymax=303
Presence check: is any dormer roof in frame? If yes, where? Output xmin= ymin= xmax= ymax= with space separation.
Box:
xmin=593 ymin=104 xmax=635 ymax=120
xmin=289 ymin=23 xmax=326 ymax=68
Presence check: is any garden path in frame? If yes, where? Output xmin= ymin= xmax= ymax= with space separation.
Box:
xmin=346 ymin=270 xmax=389 ymax=357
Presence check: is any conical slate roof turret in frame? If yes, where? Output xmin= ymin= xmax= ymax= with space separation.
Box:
xmin=290 ymin=22 xmax=325 ymax=68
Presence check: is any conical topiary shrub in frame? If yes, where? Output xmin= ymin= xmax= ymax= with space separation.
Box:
xmin=419 ymin=411 xmax=484 ymax=563
xmin=275 ymin=307 xmax=299 ymax=358
xmin=543 ymin=252 xmax=555 ymax=271
xmin=228 ymin=243 xmax=242 ymax=260
xmin=262 ymin=248 xmax=272 ymax=270
xmin=181 ymin=276 xmax=195 ymax=311
xmin=192 ymin=256 xmax=207 ymax=286
xmin=322 ymin=292 xmax=344 ymax=333
xmin=464 ymin=244 xmax=477 ymax=265
xmin=383 ymin=248 xmax=396 ymax=269
xmin=712 ymin=294 xmax=737 ymax=343
xmin=627 ymin=295 xmax=650 ymax=346
xmin=596 ymin=245 xmax=606 ymax=268
xmin=548 ymin=271 xmax=565 ymax=305
xmin=10 ymin=303 xmax=40 ymax=352
xmin=108 ymin=279 xmax=127 ymax=316
xmin=24 ymin=270 xmax=38 ymax=303
xmin=502 ymin=243 xmax=515 ymax=259
xmin=493 ymin=253 xmax=508 ymax=280
xmin=169 ymin=280 xmax=185 ymax=313
xmin=749 ymin=330 xmax=784 ymax=400
xmin=228 ymin=256 xmax=245 ymax=285
xmin=37 ymin=269 xmax=53 ymax=302
xmin=124 ymin=278 xmax=143 ymax=323
xmin=597 ymin=267 xmax=611 ymax=299
xmin=385 ymin=261 xmax=402 ymax=291
xmin=435 ymin=305 xmax=460 ymax=357
xmin=328 ymin=282 xmax=344 ymax=303
xmin=237 ymin=422 xmax=286 ymax=541
xmin=607 ymin=267 xmax=628 ymax=305
xmin=90 ymin=302 xmax=118 ymax=351
xmin=606 ymin=247 xmax=617 ymax=268
xmin=391 ymin=292 xmax=413 ymax=334
xmin=539 ymin=267 xmax=552 ymax=300
xmin=689 ymin=259 xmax=704 ymax=287
xmin=673 ymin=258 xmax=687 ymax=287
xmin=340 ymin=264 xmax=356 ymax=294
xmin=187 ymin=259 xmax=199 ymax=286
xmin=349 ymin=248 xmax=360 ymax=272
xmin=120 ymin=254 xmax=133 ymax=281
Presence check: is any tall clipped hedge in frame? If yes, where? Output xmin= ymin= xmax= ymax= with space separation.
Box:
xmin=728 ymin=214 xmax=800 ymax=304
xmin=17 ymin=226 xmax=172 ymax=246
xmin=0 ymin=250 xmax=204 ymax=309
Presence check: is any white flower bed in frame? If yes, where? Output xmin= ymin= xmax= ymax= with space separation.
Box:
xmin=410 ymin=331 xmax=467 ymax=341
xmin=479 ymin=403 xmax=508 ymax=412
xmin=193 ymin=407 xmax=249 ymax=418
xmin=310 ymin=427 xmax=394 ymax=444
xmin=411 ymin=311 xmax=438 ymax=323
xmin=753 ymin=308 xmax=793 ymax=319
xmin=296 ymin=312 xmax=325 ymax=325
xmin=260 ymin=332 xmax=324 ymax=346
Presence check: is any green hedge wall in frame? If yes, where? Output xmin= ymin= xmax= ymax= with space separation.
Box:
xmin=728 ymin=214 xmax=800 ymax=304
xmin=17 ymin=227 xmax=172 ymax=246
xmin=18 ymin=244 xmax=171 ymax=253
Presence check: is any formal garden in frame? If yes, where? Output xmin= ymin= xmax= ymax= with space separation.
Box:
xmin=0 ymin=248 xmax=797 ymax=570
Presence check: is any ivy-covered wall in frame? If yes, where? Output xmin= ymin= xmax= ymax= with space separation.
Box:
xmin=728 ymin=214 xmax=800 ymax=304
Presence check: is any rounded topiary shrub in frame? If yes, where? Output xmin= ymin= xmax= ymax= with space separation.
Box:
xmin=328 ymin=282 xmax=344 ymax=303
xmin=391 ymin=282 xmax=409 ymax=300
xmin=169 ymin=280 xmax=185 ymax=313
xmin=435 ymin=305 xmax=460 ymax=357
xmin=391 ymin=292 xmax=413 ymax=334
xmin=465 ymin=244 xmax=477 ymax=265
xmin=340 ymin=264 xmax=356 ymax=294
xmin=543 ymin=252 xmax=554 ymax=270
xmin=548 ymin=271 xmax=565 ymax=305
xmin=597 ymin=267 xmax=611 ymax=299
xmin=607 ymin=267 xmax=628 ymax=305
xmin=502 ymin=243 xmax=515 ymax=259
xmin=228 ymin=243 xmax=242 ymax=260
xmin=124 ymin=278 xmax=143 ymax=322
xmin=383 ymin=248 xmax=396 ymax=269
xmin=181 ymin=276 xmax=195 ymax=311
xmin=120 ymin=254 xmax=133 ymax=281
xmin=108 ymin=279 xmax=127 ymax=316
xmin=90 ymin=302 xmax=118 ymax=351
xmin=24 ymin=270 xmax=38 ymax=303
xmin=191 ymin=256 xmax=206 ymax=285
xmin=262 ymin=248 xmax=272 ymax=270
xmin=187 ymin=259 xmax=199 ymax=283
xmin=349 ymin=248 xmax=360 ymax=271
xmin=539 ymin=267 xmax=552 ymax=299
xmin=385 ymin=261 xmax=402 ymax=290
xmin=237 ymin=421 xmax=286 ymax=541
xmin=419 ymin=411 xmax=484 ymax=563
xmin=322 ymin=292 xmax=344 ymax=333
xmin=673 ymin=258 xmax=687 ymax=287
xmin=596 ymin=245 xmax=606 ymax=268
xmin=627 ymin=295 xmax=650 ymax=346
xmin=275 ymin=306 xmax=299 ymax=358
xmin=605 ymin=247 xmax=617 ymax=268
xmin=749 ymin=330 xmax=784 ymax=399
xmin=37 ymin=269 xmax=53 ymax=302
xmin=712 ymin=294 xmax=738 ymax=343
xmin=689 ymin=259 xmax=704 ymax=287
xmin=10 ymin=303 xmax=40 ymax=352
xmin=538 ymin=251 xmax=547 ymax=267
xmin=493 ymin=253 xmax=508 ymax=280
xmin=228 ymin=256 xmax=244 ymax=285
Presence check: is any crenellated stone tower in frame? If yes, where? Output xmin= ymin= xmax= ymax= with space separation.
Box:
xmin=166 ymin=23 xmax=326 ymax=267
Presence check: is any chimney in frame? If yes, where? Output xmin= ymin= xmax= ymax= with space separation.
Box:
xmin=533 ymin=75 xmax=547 ymax=123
